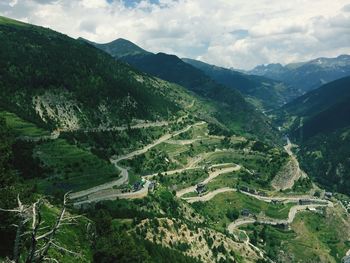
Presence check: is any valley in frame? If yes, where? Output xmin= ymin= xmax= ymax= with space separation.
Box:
xmin=0 ymin=14 xmax=350 ymax=263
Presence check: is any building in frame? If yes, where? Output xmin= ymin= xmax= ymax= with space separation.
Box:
xmin=342 ymin=255 xmax=350 ymax=263
xmin=299 ymin=199 xmax=312 ymax=205
xmin=196 ymin=183 xmax=206 ymax=194
xmin=241 ymin=209 xmax=250 ymax=217
xmin=148 ymin=181 xmax=156 ymax=192
xmin=258 ymin=191 xmax=268 ymax=197
xmin=133 ymin=182 xmax=143 ymax=192
xmin=240 ymin=186 xmax=249 ymax=192
xmin=325 ymin=192 xmax=333 ymax=199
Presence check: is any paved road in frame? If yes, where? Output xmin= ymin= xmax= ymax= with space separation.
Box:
xmin=227 ymin=203 xmax=331 ymax=233
xmin=184 ymin=187 xmax=236 ymax=203
xmin=70 ymin=122 xmax=205 ymax=203
xmin=176 ymin=165 xmax=241 ymax=197
xmin=74 ymin=181 xmax=151 ymax=206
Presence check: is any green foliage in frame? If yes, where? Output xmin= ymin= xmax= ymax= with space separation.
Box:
xmin=124 ymin=148 xmax=178 ymax=175
xmin=93 ymin=39 xmax=281 ymax=144
xmin=183 ymin=58 xmax=300 ymax=111
xmin=0 ymin=16 xmax=188 ymax=130
xmin=61 ymin=126 xmax=165 ymax=159
xmin=0 ymin=117 xmax=34 ymax=257
xmin=156 ymin=169 xmax=209 ymax=190
xmin=34 ymin=139 xmax=119 ymax=193
xmin=297 ymin=127 xmax=350 ymax=195
xmin=192 ymin=191 xmax=293 ymax=232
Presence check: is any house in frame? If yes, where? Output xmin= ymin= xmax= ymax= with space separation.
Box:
xmin=196 ymin=183 xmax=206 ymax=194
xmin=133 ymin=182 xmax=143 ymax=192
xmin=325 ymin=192 xmax=333 ymax=199
xmin=276 ymin=223 xmax=290 ymax=230
xmin=148 ymin=181 xmax=156 ymax=192
xmin=240 ymin=186 xmax=249 ymax=192
xmin=271 ymin=200 xmax=283 ymax=205
xmin=299 ymin=199 xmax=312 ymax=205
xmin=342 ymin=255 xmax=350 ymax=263
xmin=249 ymin=188 xmax=258 ymax=195
xmin=241 ymin=209 xmax=250 ymax=217
xmin=258 ymin=191 xmax=267 ymax=197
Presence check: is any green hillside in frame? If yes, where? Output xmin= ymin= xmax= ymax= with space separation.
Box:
xmin=86 ymin=38 xmax=281 ymax=144
xmin=277 ymin=76 xmax=350 ymax=195
xmin=0 ymin=16 xmax=192 ymax=131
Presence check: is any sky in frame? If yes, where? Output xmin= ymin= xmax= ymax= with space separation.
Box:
xmin=1 ymin=0 xmax=350 ymax=69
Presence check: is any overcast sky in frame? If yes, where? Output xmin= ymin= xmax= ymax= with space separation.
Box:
xmin=1 ymin=0 xmax=350 ymax=69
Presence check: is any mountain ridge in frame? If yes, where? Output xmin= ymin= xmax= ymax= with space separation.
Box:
xmin=248 ymin=54 xmax=350 ymax=93
xmin=82 ymin=37 xmax=281 ymax=143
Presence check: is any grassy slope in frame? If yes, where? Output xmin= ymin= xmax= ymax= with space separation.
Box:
xmin=1 ymin=110 xmax=119 ymax=194
xmin=242 ymin=206 xmax=350 ymax=262
xmin=88 ymin=39 xmax=281 ymax=144
xmin=192 ymin=191 xmax=293 ymax=232
xmin=0 ymin=16 xmax=196 ymax=130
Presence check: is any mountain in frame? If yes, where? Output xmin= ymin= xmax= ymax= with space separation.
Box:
xmin=83 ymin=38 xmax=281 ymax=143
xmin=249 ymin=55 xmax=350 ymax=93
xmin=279 ymin=76 xmax=350 ymax=194
xmin=0 ymin=17 xmax=199 ymax=132
xmin=183 ymin=58 xmax=301 ymax=110
xmin=83 ymin=37 xmax=151 ymax=58
xmin=1 ymin=16 xmax=350 ymax=263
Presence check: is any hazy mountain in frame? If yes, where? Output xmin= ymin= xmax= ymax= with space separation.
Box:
xmin=249 ymin=55 xmax=350 ymax=93
xmin=183 ymin=58 xmax=301 ymax=110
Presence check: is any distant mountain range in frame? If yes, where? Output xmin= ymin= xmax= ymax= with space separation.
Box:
xmin=85 ymin=38 xmax=303 ymax=111
xmin=279 ymin=76 xmax=350 ymax=194
xmin=248 ymin=55 xmax=350 ymax=93
xmin=182 ymin=58 xmax=301 ymax=110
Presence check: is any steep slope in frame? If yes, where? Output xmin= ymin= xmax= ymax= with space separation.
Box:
xmin=85 ymin=38 xmax=281 ymax=143
xmin=0 ymin=16 xmax=203 ymax=132
xmin=249 ymin=55 xmax=350 ymax=93
xmin=183 ymin=58 xmax=300 ymax=110
xmin=278 ymin=76 xmax=350 ymax=195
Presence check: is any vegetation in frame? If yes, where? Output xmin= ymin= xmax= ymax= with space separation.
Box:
xmin=242 ymin=207 xmax=350 ymax=262
xmin=87 ymin=38 xmax=282 ymax=144
xmin=277 ymin=77 xmax=350 ymax=195
xmin=183 ymin=58 xmax=300 ymax=111
xmin=192 ymin=191 xmax=293 ymax=232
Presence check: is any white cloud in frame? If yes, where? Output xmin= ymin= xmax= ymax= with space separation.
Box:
xmin=1 ymin=0 xmax=350 ymax=69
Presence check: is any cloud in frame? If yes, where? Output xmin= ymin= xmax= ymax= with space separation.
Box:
xmin=1 ymin=0 xmax=350 ymax=69
xmin=342 ymin=4 xmax=350 ymax=12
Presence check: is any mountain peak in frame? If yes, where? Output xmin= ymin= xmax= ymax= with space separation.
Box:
xmin=80 ymin=37 xmax=151 ymax=58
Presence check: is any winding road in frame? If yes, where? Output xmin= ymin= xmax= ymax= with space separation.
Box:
xmin=227 ymin=203 xmax=331 ymax=233
xmin=70 ymin=121 xmax=206 ymax=204
xmin=176 ymin=165 xmax=241 ymax=197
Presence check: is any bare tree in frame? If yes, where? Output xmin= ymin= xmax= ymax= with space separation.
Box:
xmin=0 ymin=193 xmax=81 ymax=263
